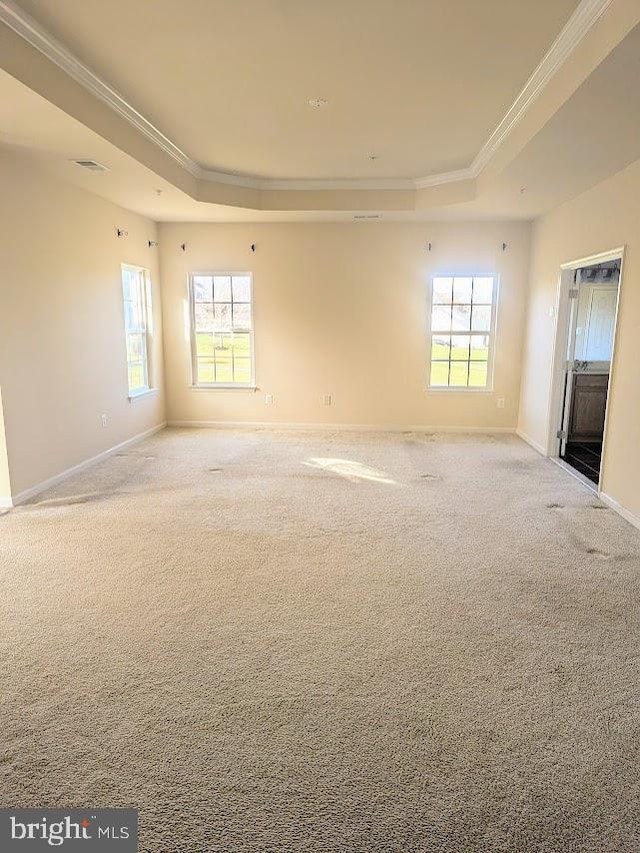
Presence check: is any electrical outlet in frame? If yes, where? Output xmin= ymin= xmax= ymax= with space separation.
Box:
xmin=323 ymin=394 xmax=332 ymax=406
xmin=497 ymin=398 xmax=505 ymax=409
xmin=265 ymin=394 xmax=274 ymax=405
xmin=101 ymin=413 xmax=108 ymax=427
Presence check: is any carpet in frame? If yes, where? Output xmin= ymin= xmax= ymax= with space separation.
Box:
xmin=0 ymin=428 xmax=638 ymax=852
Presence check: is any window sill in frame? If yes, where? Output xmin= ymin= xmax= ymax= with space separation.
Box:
xmin=128 ymin=387 xmax=160 ymax=402
xmin=425 ymin=386 xmax=495 ymax=394
xmin=190 ymin=384 xmax=257 ymax=392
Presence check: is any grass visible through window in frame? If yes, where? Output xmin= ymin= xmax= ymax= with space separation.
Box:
xmin=192 ymin=275 xmax=254 ymax=386
xmin=429 ymin=275 xmax=495 ymax=388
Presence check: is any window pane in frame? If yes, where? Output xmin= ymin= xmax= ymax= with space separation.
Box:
xmin=431 ymin=304 xmax=451 ymax=332
xmin=193 ymin=276 xmax=213 ymax=302
xmin=452 ymin=304 xmax=471 ymax=331
xmin=451 ymin=335 xmax=470 ymax=360
xmin=197 ymin=359 xmax=215 ymax=384
xmin=195 ymin=303 xmax=214 ymax=331
xmin=124 ymin=300 xmax=137 ymax=331
xmin=214 ymin=303 xmax=232 ymax=331
xmin=232 ymin=276 xmax=251 ymax=303
xmin=196 ymin=333 xmax=214 ymax=357
xmin=215 ymin=359 xmax=233 ymax=383
xmin=233 ymin=303 xmax=252 ymax=330
xmin=234 ymin=358 xmax=252 ymax=383
xmin=430 ymin=361 xmax=449 ymax=387
xmin=214 ymin=276 xmax=232 ymax=302
xmin=471 ymin=304 xmax=492 ymax=332
xmin=449 ymin=361 xmax=469 ymax=387
xmin=193 ymin=275 xmax=254 ymax=386
xmin=469 ymin=361 xmax=488 ymax=387
xmin=216 ymin=332 xmax=233 ymax=351
xmin=122 ymin=271 xmax=134 ymax=301
xmin=432 ymin=277 xmax=453 ymax=304
xmin=232 ymin=332 xmax=251 ymax=356
xmin=453 ymin=277 xmax=473 ymax=303
xmin=129 ymin=362 xmax=146 ymax=391
xmin=470 ymin=335 xmax=489 ymax=361
xmin=127 ymin=333 xmax=144 ymax=362
xmin=473 ymin=276 xmax=494 ymax=304
xmin=431 ymin=334 xmax=450 ymax=361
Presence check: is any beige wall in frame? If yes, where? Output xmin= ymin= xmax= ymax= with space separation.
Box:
xmin=159 ymin=221 xmax=531 ymax=430
xmin=0 ymin=148 xmax=165 ymax=499
xmin=519 ymin=158 xmax=640 ymax=520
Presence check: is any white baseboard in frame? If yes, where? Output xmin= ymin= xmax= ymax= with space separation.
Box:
xmin=516 ymin=428 xmax=547 ymax=456
xmin=8 ymin=422 xmax=166 ymax=507
xmin=167 ymin=419 xmax=516 ymax=434
xmin=599 ymin=492 xmax=640 ymax=532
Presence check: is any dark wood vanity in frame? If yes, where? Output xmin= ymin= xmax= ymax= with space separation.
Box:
xmin=568 ymin=373 xmax=609 ymax=442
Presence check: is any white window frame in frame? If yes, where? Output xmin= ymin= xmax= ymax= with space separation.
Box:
xmin=189 ymin=272 xmax=256 ymax=389
xmin=121 ymin=264 xmax=154 ymax=399
xmin=426 ymin=273 xmax=499 ymax=393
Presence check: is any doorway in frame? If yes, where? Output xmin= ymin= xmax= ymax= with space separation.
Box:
xmin=549 ymin=248 xmax=624 ymax=492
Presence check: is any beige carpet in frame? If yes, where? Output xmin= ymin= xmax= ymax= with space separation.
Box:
xmin=1 ymin=428 xmax=639 ymax=852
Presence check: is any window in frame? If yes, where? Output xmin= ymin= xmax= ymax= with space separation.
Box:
xmin=190 ymin=274 xmax=254 ymax=386
xmin=429 ymin=275 xmax=496 ymax=389
xmin=122 ymin=265 xmax=153 ymax=396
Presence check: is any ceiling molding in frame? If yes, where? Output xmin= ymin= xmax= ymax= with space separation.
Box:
xmin=0 ymin=0 xmax=200 ymax=176
xmin=0 ymin=0 xmax=614 ymax=192
xmin=470 ymin=0 xmax=614 ymax=176
xmin=414 ymin=167 xmax=475 ymax=190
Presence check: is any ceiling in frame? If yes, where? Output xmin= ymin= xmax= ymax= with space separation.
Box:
xmin=1 ymin=0 xmax=639 ymax=220
xmin=13 ymin=0 xmax=580 ymax=182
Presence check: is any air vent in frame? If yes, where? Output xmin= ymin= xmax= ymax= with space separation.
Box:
xmin=72 ymin=160 xmax=110 ymax=172
xmin=353 ymin=214 xmax=381 ymax=220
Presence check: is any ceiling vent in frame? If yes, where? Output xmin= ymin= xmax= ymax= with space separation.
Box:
xmin=72 ymin=159 xmax=110 ymax=172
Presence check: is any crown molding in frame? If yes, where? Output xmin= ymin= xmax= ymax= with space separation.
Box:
xmin=0 ymin=0 xmax=200 ymax=176
xmin=0 ymin=0 xmax=614 ymax=193
xmin=470 ymin=0 xmax=614 ymax=176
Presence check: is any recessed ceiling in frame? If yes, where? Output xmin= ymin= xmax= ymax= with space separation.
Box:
xmin=13 ymin=0 xmax=581 ymax=182
xmin=4 ymin=15 xmax=640 ymax=226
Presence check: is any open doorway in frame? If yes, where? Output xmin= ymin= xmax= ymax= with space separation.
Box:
xmin=549 ymin=249 xmax=624 ymax=491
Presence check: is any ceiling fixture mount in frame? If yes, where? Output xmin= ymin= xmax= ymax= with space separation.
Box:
xmin=307 ymin=98 xmax=328 ymax=108
xmin=369 ymin=155 xmax=379 ymax=161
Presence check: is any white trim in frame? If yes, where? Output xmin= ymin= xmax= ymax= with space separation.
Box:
xmin=0 ymin=496 xmax=13 ymax=509
xmin=559 ymin=246 xmax=626 ymax=270
xmin=0 ymin=0 xmax=198 ymax=176
xmin=471 ymin=0 xmax=614 ymax=177
xmin=167 ymin=420 xmax=516 ymax=434
xmin=546 ymin=246 xmax=625 ymax=488
xmin=128 ymin=387 xmax=160 ymax=402
xmin=7 ymin=422 xmax=166 ymax=507
xmin=0 ymin=0 xmax=613 ymax=193
xmin=516 ymin=429 xmax=547 ymax=456
xmin=413 ymin=168 xmax=474 ymax=190
xmin=190 ymin=385 xmax=257 ymax=392
xmin=599 ymin=492 xmax=640 ymax=532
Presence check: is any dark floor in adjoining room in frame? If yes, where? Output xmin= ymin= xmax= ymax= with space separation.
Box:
xmin=563 ymin=441 xmax=602 ymax=484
